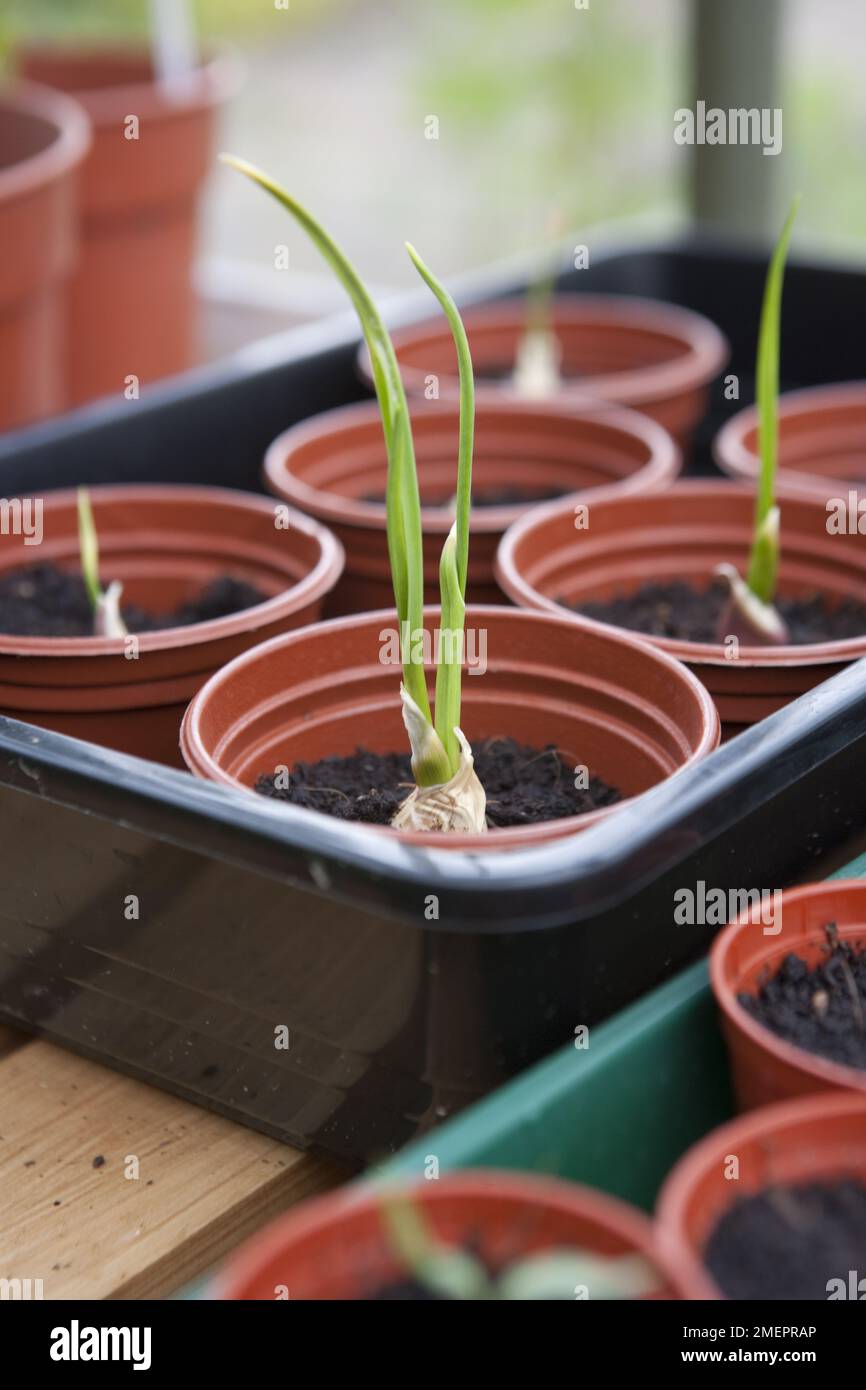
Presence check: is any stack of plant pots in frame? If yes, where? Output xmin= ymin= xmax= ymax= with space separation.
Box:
xmin=18 ymin=43 xmax=236 ymax=405
xmin=715 ymin=379 xmax=866 ymax=503
xmin=0 ymin=82 xmax=90 ymax=431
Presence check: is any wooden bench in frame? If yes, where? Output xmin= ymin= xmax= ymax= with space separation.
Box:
xmin=0 ymin=1025 xmax=344 ymax=1299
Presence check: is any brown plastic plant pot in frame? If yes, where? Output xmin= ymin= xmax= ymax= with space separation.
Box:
xmin=0 ymin=82 xmax=90 ymax=431
xmin=357 ymin=295 xmax=729 ymax=447
xmin=0 ymin=484 xmax=343 ymax=767
xmin=495 ymin=480 xmax=866 ymax=734
xmin=714 ymin=380 xmax=866 ymax=503
xmin=655 ymin=1090 xmax=866 ymax=1300
xmin=263 ymin=398 xmax=682 ymax=617
xmin=18 ymin=43 xmax=238 ymax=406
xmin=710 ymin=879 xmax=866 ymax=1113
xmin=180 ymin=603 xmax=719 ymax=852
xmin=214 ymin=1169 xmax=677 ymax=1300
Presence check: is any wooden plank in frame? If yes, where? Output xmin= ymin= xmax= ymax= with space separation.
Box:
xmin=0 ymin=1040 xmax=345 ymax=1299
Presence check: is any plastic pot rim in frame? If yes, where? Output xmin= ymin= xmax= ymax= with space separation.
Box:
xmin=213 ymin=1168 xmax=670 ymax=1301
xmin=358 ymin=293 xmax=730 ymax=409
xmin=0 ymin=483 xmax=345 ymax=659
xmin=710 ymin=878 xmax=866 ymax=1098
xmin=180 ymin=600 xmax=720 ymax=852
xmin=0 ymin=79 xmax=92 ymax=205
xmin=262 ymin=396 xmax=682 ymax=535
xmin=495 ymin=478 xmax=866 ymax=668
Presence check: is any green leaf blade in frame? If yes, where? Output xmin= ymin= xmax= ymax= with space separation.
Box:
xmin=747 ymin=194 xmax=800 ymax=604
xmin=222 ymin=154 xmax=431 ymax=725
xmin=404 ymin=241 xmax=474 ymax=596
xmin=434 ymin=524 xmax=465 ymax=775
xmin=76 ymin=486 xmax=102 ymax=612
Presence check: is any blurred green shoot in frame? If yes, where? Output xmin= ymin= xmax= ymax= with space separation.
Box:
xmin=747 ymin=195 xmax=800 ymax=604
xmin=379 ymin=1191 xmax=660 ymax=1301
xmin=77 ymin=487 xmax=127 ymax=638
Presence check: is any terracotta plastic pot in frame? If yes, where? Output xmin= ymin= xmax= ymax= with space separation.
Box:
xmin=715 ymin=381 xmax=866 ymax=502
xmin=0 ymin=485 xmax=343 ymax=766
xmin=710 ymin=880 xmax=866 ymax=1113
xmin=215 ymin=1169 xmax=676 ymax=1299
xmin=263 ymin=398 xmax=682 ymax=616
xmin=496 ymin=480 xmax=866 ymax=735
xmin=18 ymin=44 xmax=237 ymax=405
xmin=0 ymin=81 xmax=90 ymax=431
xmin=656 ymin=1090 xmax=866 ymax=1299
xmin=359 ymin=295 xmax=729 ymax=446
xmin=181 ymin=603 xmax=719 ymax=851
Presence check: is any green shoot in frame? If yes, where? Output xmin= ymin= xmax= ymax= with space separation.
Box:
xmin=746 ymin=195 xmax=800 ymax=604
xmin=77 ymin=487 xmax=102 ymax=613
xmin=220 ymin=154 xmax=444 ymax=773
xmin=405 ymin=242 xmax=474 ymax=772
xmin=77 ymin=487 xmax=127 ymax=639
xmin=222 ymin=156 xmax=483 ymax=820
xmin=512 ymin=212 xmax=564 ymax=400
xmin=378 ymin=1192 xmax=660 ymax=1301
xmin=523 ymin=243 xmax=560 ymax=341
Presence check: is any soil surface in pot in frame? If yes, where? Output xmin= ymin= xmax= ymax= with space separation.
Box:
xmin=0 ymin=564 xmax=267 ymax=638
xmin=737 ymin=928 xmax=866 ymax=1072
xmin=704 ymin=1178 xmax=866 ymax=1300
xmin=256 ymin=737 xmax=622 ymax=829
xmin=571 ymin=578 xmax=866 ymax=645
xmin=364 ymin=484 xmax=567 ymax=507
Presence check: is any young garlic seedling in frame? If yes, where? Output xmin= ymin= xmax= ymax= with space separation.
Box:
xmin=511 ymin=221 xmax=564 ymax=401
xmin=77 ymin=488 xmax=127 ymax=638
xmin=222 ymin=155 xmax=486 ymax=833
xmin=715 ymin=197 xmax=800 ymax=646
xmin=379 ymin=1193 xmax=660 ymax=1301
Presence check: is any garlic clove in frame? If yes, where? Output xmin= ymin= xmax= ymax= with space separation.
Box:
xmin=392 ymin=727 xmax=487 ymax=834
xmin=714 ymin=563 xmax=789 ymax=647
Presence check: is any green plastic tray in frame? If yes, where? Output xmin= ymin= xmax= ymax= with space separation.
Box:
xmin=377 ymin=851 xmax=866 ymax=1210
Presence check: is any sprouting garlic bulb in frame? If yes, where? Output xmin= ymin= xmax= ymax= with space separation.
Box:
xmin=392 ymin=727 xmax=487 ymax=834
xmin=511 ymin=328 xmax=563 ymax=400
xmin=94 ymin=580 xmax=128 ymax=638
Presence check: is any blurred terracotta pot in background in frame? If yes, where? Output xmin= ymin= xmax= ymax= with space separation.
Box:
xmin=264 ymin=399 xmax=681 ymax=616
xmin=358 ymin=295 xmax=729 ymax=447
xmin=0 ymin=82 xmax=89 ymax=432
xmin=656 ymin=1091 xmax=866 ymax=1299
xmin=18 ymin=44 xmax=237 ymax=406
xmin=714 ymin=380 xmax=866 ymax=502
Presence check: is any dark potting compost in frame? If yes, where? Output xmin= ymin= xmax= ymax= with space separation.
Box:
xmin=0 ymin=564 xmax=267 ymax=637
xmin=573 ymin=577 xmax=866 ymax=645
xmin=704 ymin=1178 xmax=866 ymax=1300
xmin=256 ymin=737 xmax=622 ymax=828
xmin=738 ymin=928 xmax=866 ymax=1071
